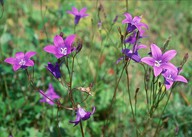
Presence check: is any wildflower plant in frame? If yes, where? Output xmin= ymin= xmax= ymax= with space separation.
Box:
xmin=2 ymin=2 xmax=190 ymax=137
xmin=106 ymin=12 xmax=189 ymax=136
xmin=4 ymin=6 xmax=95 ymax=137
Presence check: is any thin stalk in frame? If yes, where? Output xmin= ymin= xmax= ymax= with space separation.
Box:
xmin=69 ymin=56 xmax=76 ymax=107
xmin=104 ymin=62 xmax=127 ymax=129
xmin=125 ymin=61 xmax=135 ymax=120
xmin=80 ymin=121 xmax=85 ymax=137
xmin=154 ymin=89 xmax=172 ymax=136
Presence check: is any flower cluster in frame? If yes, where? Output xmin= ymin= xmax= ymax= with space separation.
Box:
xmin=141 ymin=44 xmax=188 ymax=90
xmin=4 ymin=7 xmax=94 ymax=127
xmin=119 ymin=12 xmax=188 ymax=90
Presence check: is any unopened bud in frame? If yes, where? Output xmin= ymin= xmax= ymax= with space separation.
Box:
xmin=60 ymin=32 xmax=64 ymax=37
xmin=76 ymin=43 xmax=83 ymax=53
xmin=113 ymin=15 xmax=118 ymax=23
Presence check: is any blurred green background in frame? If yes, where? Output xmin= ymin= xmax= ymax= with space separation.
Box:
xmin=0 ymin=0 xmax=192 ymax=137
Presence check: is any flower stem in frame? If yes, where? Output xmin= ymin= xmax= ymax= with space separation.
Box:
xmin=80 ymin=121 xmax=84 ymax=137
xmin=154 ymin=89 xmax=172 ymax=136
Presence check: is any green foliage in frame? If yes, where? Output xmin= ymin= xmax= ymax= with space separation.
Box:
xmin=0 ymin=0 xmax=191 ymax=137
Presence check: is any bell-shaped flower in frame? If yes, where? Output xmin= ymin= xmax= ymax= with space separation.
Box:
xmin=162 ymin=69 xmax=188 ymax=90
xmin=141 ymin=44 xmax=177 ymax=77
xmin=44 ymin=34 xmax=76 ymax=59
xmin=40 ymin=84 xmax=60 ymax=105
xmin=70 ymin=104 xmax=95 ymax=126
xmin=46 ymin=62 xmax=61 ymax=79
xmin=122 ymin=12 xmax=148 ymax=34
xmin=67 ymin=7 xmax=89 ymax=25
xmin=4 ymin=51 xmax=36 ymax=71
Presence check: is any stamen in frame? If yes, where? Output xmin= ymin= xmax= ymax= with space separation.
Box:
xmin=19 ymin=59 xmax=26 ymax=65
xmin=60 ymin=47 xmax=67 ymax=55
xmin=167 ymin=74 xmax=173 ymax=81
xmin=154 ymin=60 xmax=161 ymax=67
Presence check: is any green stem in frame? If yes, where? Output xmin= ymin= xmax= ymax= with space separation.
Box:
xmin=154 ymin=89 xmax=172 ymax=136
xmin=125 ymin=61 xmax=135 ymax=120
xmin=80 ymin=121 xmax=85 ymax=137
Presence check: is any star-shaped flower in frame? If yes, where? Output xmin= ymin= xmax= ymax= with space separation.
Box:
xmin=4 ymin=51 xmax=36 ymax=71
xmin=70 ymin=104 xmax=95 ymax=126
xmin=122 ymin=12 xmax=148 ymax=34
xmin=40 ymin=84 xmax=60 ymax=105
xmin=162 ymin=69 xmax=188 ymax=90
xmin=44 ymin=34 xmax=76 ymax=59
xmin=141 ymin=44 xmax=177 ymax=77
xmin=67 ymin=7 xmax=89 ymax=25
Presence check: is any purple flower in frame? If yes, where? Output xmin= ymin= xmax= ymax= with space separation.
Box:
xmin=4 ymin=51 xmax=36 ymax=71
xmin=162 ymin=69 xmax=188 ymax=90
xmin=70 ymin=105 xmax=95 ymax=126
xmin=141 ymin=44 xmax=177 ymax=77
xmin=40 ymin=84 xmax=60 ymax=105
xmin=46 ymin=62 xmax=61 ymax=79
xmin=117 ymin=44 xmax=147 ymax=63
xmin=44 ymin=34 xmax=76 ymax=59
xmin=124 ymin=31 xmax=144 ymax=45
xmin=67 ymin=7 xmax=89 ymax=25
xmin=122 ymin=13 xmax=148 ymax=34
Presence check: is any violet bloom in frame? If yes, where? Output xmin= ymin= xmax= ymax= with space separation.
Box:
xmin=162 ymin=69 xmax=188 ymax=90
xmin=117 ymin=44 xmax=147 ymax=63
xmin=40 ymin=84 xmax=60 ymax=105
xmin=4 ymin=51 xmax=36 ymax=71
xmin=70 ymin=104 xmax=95 ymax=126
xmin=122 ymin=12 xmax=148 ymax=34
xmin=46 ymin=62 xmax=61 ymax=79
xmin=124 ymin=31 xmax=143 ymax=45
xmin=67 ymin=7 xmax=89 ymax=25
xmin=141 ymin=44 xmax=177 ymax=77
xmin=44 ymin=34 xmax=76 ymax=59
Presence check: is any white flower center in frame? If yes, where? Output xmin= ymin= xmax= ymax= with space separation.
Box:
xmin=167 ymin=74 xmax=173 ymax=81
xmin=154 ymin=60 xmax=161 ymax=67
xmin=60 ymin=47 xmax=67 ymax=55
xmin=46 ymin=98 xmax=50 ymax=103
xmin=19 ymin=59 xmax=26 ymax=65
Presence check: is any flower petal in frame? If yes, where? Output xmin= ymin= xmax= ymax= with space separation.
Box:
xmin=124 ymin=13 xmax=132 ymax=22
xmin=162 ymin=50 xmax=177 ymax=62
xmin=25 ymin=60 xmax=34 ymax=66
xmin=54 ymin=35 xmax=64 ymax=47
xmin=70 ymin=115 xmax=81 ymax=126
xmin=54 ymin=53 xmax=64 ymax=59
xmin=137 ymin=44 xmax=147 ymax=50
xmin=132 ymin=16 xmax=141 ymax=24
xmin=122 ymin=19 xmax=130 ymax=24
xmin=13 ymin=64 xmax=21 ymax=71
xmin=72 ymin=7 xmax=79 ymax=14
xmin=91 ymin=106 xmax=96 ymax=115
xmin=151 ymin=44 xmax=162 ymax=59
xmin=161 ymin=62 xmax=177 ymax=72
xmin=153 ymin=66 xmax=162 ymax=77
xmin=116 ymin=57 xmax=123 ymax=64
xmin=141 ymin=57 xmax=154 ymax=66
xmin=4 ymin=57 xmax=16 ymax=65
xmin=65 ymin=34 xmax=76 ymax=47
xmin=67 ymin=11 xmax=75 ymax=15
xmin=175 ymin=75 xmax=188 ymax=83
xmin=79 ymin=7 xmax=87 ymax=15
xmin=165 ymin=80 xmax=173 ymax=90
xmin=15 ymin=52 xmax=24 ymax=59
xmin=44 ymin=45 xmax=56 ymax=54
xmin=25 ymin=51 xmax=36 ymax=59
